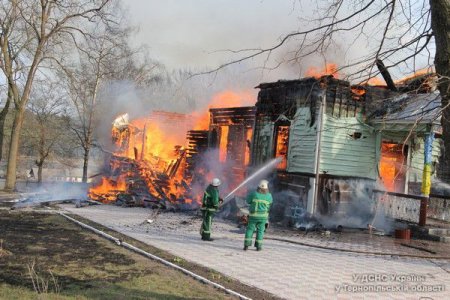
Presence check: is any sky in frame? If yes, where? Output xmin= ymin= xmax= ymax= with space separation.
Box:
xmin=126 ymin=0 xmax=304 ymax=72
xmin=125 ymin=0 xmax=433 ymax=85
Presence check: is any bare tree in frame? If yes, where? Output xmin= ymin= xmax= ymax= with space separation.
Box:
xmin=0 ymin=0 xmax=113 ymax=190
xmin=23 ymin=83 xmax=66 ymax=184
xmin=204 ymin=0 xmax=450 ymax=182
xmin=64 ymin=19 xmax=155 ymax=182
xmin=430 ymin=0 xmax=450 ymax=182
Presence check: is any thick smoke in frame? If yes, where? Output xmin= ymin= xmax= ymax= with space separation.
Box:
xmin=188 ymin=150 xmax=279 ymax=202
xmin=268 ymin=179 xmax=395 ymax=233
xmin=315 ymin=180 xmax=394 ymax=233
xmin=12 ymin=182 xmax=88 ymax=209
xmin=94 ymin=66 xmax=259 ymax=152
xmin=188 ymin=148 xmax=235 ymax=202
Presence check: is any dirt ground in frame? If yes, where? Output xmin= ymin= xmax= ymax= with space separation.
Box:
xmin=0 ymin=210 xmax=237 ymax=300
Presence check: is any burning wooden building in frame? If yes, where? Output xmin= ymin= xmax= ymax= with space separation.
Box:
xmin=88 ymin=68 xmax=444 ymax=224
xmin=183 ymin=106 xmax=256 ymax=198
xmin=251 ymin=74 xmax=442 ymax=217
xmin=89 ymin=100 xmax=257 ymax=207
xmin=207 ymin=106 xmax=256 ymax=185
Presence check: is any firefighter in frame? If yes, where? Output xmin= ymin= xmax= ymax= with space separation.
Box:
xmin=244 ymin=179 xmax=273 ymax=251
xmin=200 ymin=178 xmax=222 ymax=241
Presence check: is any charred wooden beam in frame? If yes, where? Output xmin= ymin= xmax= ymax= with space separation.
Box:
xmin=169 ymin=151 xmax=186 ymax=178
xmin=376 ymin=59 xmax=398 ymax=92
xmin=185 ymin=130 xmax=209 ymax=178
xmin=209 ymin=107 xmax=256 ymax=126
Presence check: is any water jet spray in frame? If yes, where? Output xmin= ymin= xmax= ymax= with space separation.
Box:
xmin=221 ymin=157 xmax=282 ymax=205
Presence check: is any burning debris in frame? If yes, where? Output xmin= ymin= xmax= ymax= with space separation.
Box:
xmin=89 ymin=111 xmax=196 ymax=208
xmin=89 ymin=94 xmax=256 ymax=210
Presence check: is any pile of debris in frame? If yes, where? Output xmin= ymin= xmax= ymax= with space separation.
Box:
xmin=89 ymin=111 xmax=202 ymax=209
xmin=89 ymin=151 xmax=196 ymax=209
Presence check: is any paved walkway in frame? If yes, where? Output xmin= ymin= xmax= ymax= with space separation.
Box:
xmin=266 ymin=229 xmax=450 ymax=258
xmin=60 ymin=204 xmax=450 ymax=300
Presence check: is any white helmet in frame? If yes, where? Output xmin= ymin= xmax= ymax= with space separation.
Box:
xmin=212 ymin=178 xmax=221 ymax=187
xmin=258 ymin=179 xmax=269 ymax=190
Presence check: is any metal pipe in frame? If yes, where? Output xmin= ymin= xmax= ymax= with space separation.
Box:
xmin=311 ymin=90 xmax=326 ymax=215
xmin=59 ymin=212 xmax=252 ymax=300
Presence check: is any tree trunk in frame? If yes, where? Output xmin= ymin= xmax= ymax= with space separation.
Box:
xmin=37 ymin=126 xmax=45 ymax=185
xmin=430 ymin=0 xmax=450 ymax=183
xmin=0 ymin=110 xmax=9 ymax=162
xmin=4 ymin=108 xmax=25 ymax=191
xmin=37 ymin=163 xmax=43 ymax=184
xmin=82 ymin=146 xmax=90 ymax=183
xmin=0 ymin=88 xmax=12 ymax=162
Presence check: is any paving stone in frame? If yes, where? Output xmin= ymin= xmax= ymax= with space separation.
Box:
xmin=61 ymin=204 xmax=450 ymax=299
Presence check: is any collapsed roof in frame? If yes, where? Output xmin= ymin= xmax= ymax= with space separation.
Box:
xmin=369 ymin=93 xmax=441 ymax=125
xmin=255 ymin=75 xmax=442 ymax=130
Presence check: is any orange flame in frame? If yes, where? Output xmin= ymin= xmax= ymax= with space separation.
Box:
xmin=89 ymin=176 xmax=127 ymax=202
xmin=366 ymin=77 xmax=386 ymax=86
xmin=379 ymin=143 xmax=406 ymax=193
xmin=193 ymin=90 xmax=255 ymax=130
xmin=90 ymin=111 xmax=193 ymax=203
xmin=219 ymin=126 xmax=229 ymax=163
xmin=395 ymin=67 xmax=434 ymax=84
xmin=351 ymin=86 xmax=366 ymax=97
xmin=305 ymin=63 xmax=339 ymax=79
xmin=275 ymin=126 xmax=289 ymax=169
xmin=89 ymin=90 xmax=256 ymax=205
xmin=193 ymin=113 xmax=210 ymax=131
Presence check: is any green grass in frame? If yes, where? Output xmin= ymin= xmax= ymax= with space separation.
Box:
xmin=0 ymin=211 xmax=232 ymax=300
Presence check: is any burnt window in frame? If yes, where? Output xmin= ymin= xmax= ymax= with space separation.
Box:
xmin=274 ymin=122 xmax=290 ymax=170
xmin=349 ymin=132 xmax=362 ymax=139
xmin=379 ymin=142 xmax=408 ymax=193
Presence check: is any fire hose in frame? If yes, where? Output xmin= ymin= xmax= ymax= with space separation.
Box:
xmin=220 ymin=157 xmax=282 ymax=206
xmin=59 ymin=212 xmax=252 ymax=300
xmin=215 ymin=157 xmax=281 ymax=228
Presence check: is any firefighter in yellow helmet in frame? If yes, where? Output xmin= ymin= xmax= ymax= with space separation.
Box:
xmin=200 ymin=178 xmax=222 ymax=241
xmin=244 ymin=179 xmax=273 ymax=251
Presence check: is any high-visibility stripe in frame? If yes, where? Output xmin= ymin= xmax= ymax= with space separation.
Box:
xmin=250 ymin=199 xmax=270 ymax=215
xmin=249 ymin=212 xmax=268 ymax=217
xmin=244 ymin=238 xmax=252 ymax=241
xmin=200 ymin=207 xmax=217 ymax=212
xmin=252 ymin=199 xmax=270 ymax=204
xmin=203 ymin=191 xmax=209 ymax=204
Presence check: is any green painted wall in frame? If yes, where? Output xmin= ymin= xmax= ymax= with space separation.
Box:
xmin=253 ymin=104 xmax=441 ymax=186
xmin=287 ymin=107 xmax=316 ymax=173
xmin=286 ymin=108 xmax=379 ymax=178
xmin=319 ymin=114 xmax=378 ymax=179
xmin=251 ymin=117 xmax=274 ymax=166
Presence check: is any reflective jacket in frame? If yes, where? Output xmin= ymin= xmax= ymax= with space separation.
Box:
xmin=202 ymin=184 xmax=219 ymax=211
xmin=246 ymin=191 xmax=273 ymax=219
